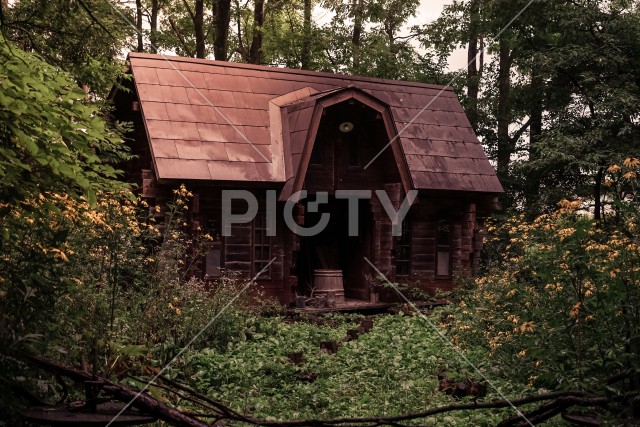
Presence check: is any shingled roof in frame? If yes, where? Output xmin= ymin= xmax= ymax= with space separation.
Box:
xmin=126 ymin=53 xmax=503 ymax=193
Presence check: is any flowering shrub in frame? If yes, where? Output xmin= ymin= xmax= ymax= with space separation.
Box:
xmin=0 ymin=184 xmax=260 ymax=419
xmin=54 ymin=185 xmax=262 ymax=370
xmin=448 ymin=200 xmax=640 ymax=391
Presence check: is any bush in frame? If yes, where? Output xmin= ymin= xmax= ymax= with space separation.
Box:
xmin=448 ymin=201 xmax=640 ymax=391
xmin=55 ymin=185 xmax=262 ymax=370
xmin=0 ymin=185 xmax=260 ymax=420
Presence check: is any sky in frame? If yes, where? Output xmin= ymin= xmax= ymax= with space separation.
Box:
xmin=411 ymin=0 xmax=469 ymax=70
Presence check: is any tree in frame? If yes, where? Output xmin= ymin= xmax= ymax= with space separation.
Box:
xmin=301 ymin=0 xmax=312 ymax=69
xmin=322 ymin=0 xmax=423 ymax=79
xmin=213 ymin=0 xmax=232 ymax=60
xmin=1 ymin=0 xmax=134 ymax=96
xmin=0 ymin=36 xmax=131 ymax=415
xmin=248 ymin=0 xmax=265 ymax=63
xmin=0 ymin=38 xmax=130 ymax=206
xmin=424 ymin=0 xmax=640 ymax=215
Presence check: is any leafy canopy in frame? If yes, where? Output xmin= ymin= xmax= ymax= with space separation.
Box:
xmin=0 ymin=36 xmax=131 ymax=208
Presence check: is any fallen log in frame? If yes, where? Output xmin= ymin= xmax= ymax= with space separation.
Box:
xmin=23 ymin=355 xmax=628 ymax=427
xmin=26 ymin=355 xmax=211 ymax=427
xmin=497 ymin=396 xmax=608 ymax=427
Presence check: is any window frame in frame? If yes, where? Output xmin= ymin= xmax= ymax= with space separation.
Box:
xmin=394 ymin=218 xmax=411 ymax=277
xmin=435 ymin=219 xmax=452 ymax=278
xmin=252 ymin=212 xmax=272 ymax=279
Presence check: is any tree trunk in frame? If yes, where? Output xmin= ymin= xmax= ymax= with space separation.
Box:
xmin=136 ymin=0 xmax=144 ymax=52
xmin=301 ymin=0 xmax=312 ymax=69
xmin=352 ymin=0 xmax=364 ymax=69
xmin=194 ymin=0 xmax=205 ymax=58
xmin=466 ymin=0 xmax=480 ymax=129
xmin=527 ymin=70 xmax=544 ymax=210
xmin=213 ymin=0 xmax=232 ymax=60
xmin=384 ymin=20 xmax=397 ymax=56
xmin=478 ymin=36 xmax=484 ymax=76
xmin=248 ymin=0 xmax=265 ymax=64
xmin=496 ymin=36 xmax=513 ymax=184
xmin=26 ymin=356 xmax=210 ymax=427
xmin=150 ymin=0 xmax=160 ymax=53
xmin=594 ymin=166 xmax=604 ymax=222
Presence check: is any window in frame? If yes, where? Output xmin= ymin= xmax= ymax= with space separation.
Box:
xmin=436 ymin=220 xmax=451 ymax=277
xmin=204 ymin=249 xmax=221 ymax=278
xmin=394 ymin=219 xmax=411 ymax=277
xmin=253 ymin=213 xmax=272 ymax=278
xmin=203 ymin=214 xmax=222 ymax=278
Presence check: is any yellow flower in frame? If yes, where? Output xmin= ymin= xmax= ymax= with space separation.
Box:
xmin=50 ymin=248 xmax=69 ymax=262
xmin=569 ymin=302 xmax=581 ymax=318
xmin=607 ymin=164 xmax=621 ymax=173
xmin=623 ymin=157 xmax=639 ymax=168
xmin=175 ymin=308 xmax=182 ymax=316
xmin=517 ymin=350 xmax=526 ymax=358
xmin=623 ymin=171 xmax=637 ymax=179
xmin=519 ymin=321 xmax=535 ymax=333
xmin=557 ymin=199 xmax=582 ymax=212
xmin=557 ymin=228 xmax=576 ymax=239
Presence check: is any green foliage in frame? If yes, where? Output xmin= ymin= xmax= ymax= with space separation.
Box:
xmin=449 ymin=204 xmax=640 ymax=393
xmin=188 ymin=313 xmax=527 ymax=424
xmin=0 ymin=183 xmax=260 ymax=420
xmin=2 ymin=0 xmax=134 ymax=96
xmin=54 ymin=185 xmax=263 ymax=370
xmin=0 ymin=36 xmax=131 ymax=206
xmin=0 ymin=40 xmax=133 ymax=420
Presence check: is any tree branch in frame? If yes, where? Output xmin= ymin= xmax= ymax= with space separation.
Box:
xmin=180 ymin=0 xmax=195 ymax=22
xmin=24 ymin=355 xmax=623 ymax=427
xmin=168 ymin=17 xmax=195 ymax=57
xmin=509 ymin=118 xmax=531 ymax=144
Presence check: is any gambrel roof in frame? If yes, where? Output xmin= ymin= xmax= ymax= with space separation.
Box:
xmin=123 ymin=53 xmax=503 ymax=193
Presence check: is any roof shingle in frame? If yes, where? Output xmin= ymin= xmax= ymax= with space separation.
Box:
xmin=128 ymin=53 xmax=502 ymax=193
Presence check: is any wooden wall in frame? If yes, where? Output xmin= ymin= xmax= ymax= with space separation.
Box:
xmin=139 ymin=166 xmax=492 ymax=305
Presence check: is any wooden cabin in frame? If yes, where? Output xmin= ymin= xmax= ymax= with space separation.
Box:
xmin=111 ymin=53 xmax=503 ymax=306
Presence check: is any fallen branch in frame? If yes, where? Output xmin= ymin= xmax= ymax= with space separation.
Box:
xmin=127 ymin=375 xmax=223 ymax=415
xmin=26 ymin=355 xmax=211 ymax=427
xmin=23 ymin=355 xmax=625 ymax=427
xmin=497 ymin=396 xmax=608 ymax=427
xmin=253 ymin=391 xmax=592 ymax=427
